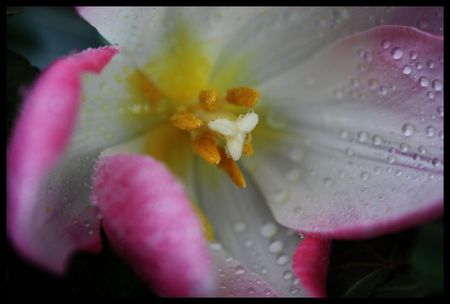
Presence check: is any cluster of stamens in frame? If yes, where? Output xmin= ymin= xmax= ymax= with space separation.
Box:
xmin=169 ymin=87 xmax=260 ymax=188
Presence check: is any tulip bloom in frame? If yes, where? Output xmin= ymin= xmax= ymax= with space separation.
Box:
xmin=7 ymin=7 xmax=443 ymax=297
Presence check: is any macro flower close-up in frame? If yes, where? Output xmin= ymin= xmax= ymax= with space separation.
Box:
xmin=7 ymin=7 xmax=443 ymax=298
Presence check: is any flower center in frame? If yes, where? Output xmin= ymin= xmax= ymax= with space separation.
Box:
xmin=126 ymin=25 xmax=261 ymax=188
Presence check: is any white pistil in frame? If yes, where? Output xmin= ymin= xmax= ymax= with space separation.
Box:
xmin=208 ymin=112 xmax=259 ymax=161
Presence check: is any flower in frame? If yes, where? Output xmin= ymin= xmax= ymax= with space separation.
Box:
xmin=7 ymin=7 xmax=443 ymax=297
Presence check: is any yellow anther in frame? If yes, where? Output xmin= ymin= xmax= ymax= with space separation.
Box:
xmin=218 ymin=148 xmax=246 ymax=188
xmin=170 ymin=112 xmax=204 ymax=130
xmin=226 ymin=87 xmax=260 ymax=107
xmin=243 ymin=143 xmax=254 ymax=156
xmin=192 ymin=134 xmax=221 ymax=165
xmin=198 ymin=89 xmax=220 ymax=111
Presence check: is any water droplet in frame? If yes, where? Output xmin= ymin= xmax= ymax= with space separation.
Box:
xmin=339 ymin=130 xmax=349 ymax=140
xmin=436 ymin=106 xmax=443 ymax=116
xmin=381 ymin=39 xmax=391 ymax=49
xmin=334 ymin=88 xmax=343 ymax=100
xmin=87 ymin=229 xmax=94 ymax=235
xmin=235 ymin=265 xmax=246 ymax=275
xmin=268 ymin=240 xmax=284 ymax=254
xmin=288 ymin=147 xmax=303 ymax=162
xmin=363 ymin=51 xmax=373 ymax=62
xmin=399 ymin=143 xmax=409 ymax=153
xmin=374 ymin=166 xmax=382 ymax=175
xmin=289 ymin=286 xmax=299 ymax=294
xmin=360 ymin=171 xmax=371 ymax=181
xmin=261 ymin=268 xmax=268 ymax=275
xmin=391 ymin=47 xmax=403 ymax=60
xmin=402 ymin=65 xmax=412 ymax=75
xmin=426 ymin=59 xmax=436 ymax=69
xmin=244 ymin=240 xmax=253 ymax=247
xmin=283 ymin=270 xmax=293 ymax=280
xmin=438 ymin=130 xmax=443 ymax=140
xmin=368 ymin=78 xmax=378 ymax=90
xmin=287 ymin=169 xmax=301 ymax=182
xmin=277 ymin=254 xmax=289 ymax=265
xmin=264 ymin=289 xmax=272 ymax=295
xmin=290 ymin=207 xmax=303 ymax=218
xmin=416 ymin=62 xmax=423 ymax=70
xmin=357 ymin=131 xmax=369 ymax=143
xmin=210 ymin=243 xmax=223 ymax=251
xmin=409 ymin=50 xmax=418 ymax=60
xmin=417 ymin=19 xmax=429 ymax=30
xmin=345 ymin=147 xmax=354 ymax=156
xmin=372 ymin=135 xmax=383 ymax=146
xmin=387 ymin=155 xmax=396 ymax=164
xmin=260 ymin=222 xmax=277 ymax=238
xmin=419 ymin=76 xmax=429 ymax=87
xmin=432 ymin=158 xmax=442 ymax=167
xmin=323 ymin=177 xmax=334 ymax=187
xmin=401 ymin=123 xmax=416 ymax=136
xmin=431 ymin=79 xmax=443 ymax=91
xmin=272 ymin=191 xmax=289 ymax=204
xmin=418 ymin=145 xmax=427 ymax=155
xmin=427 ymin=91 xmax=436 ymax=100
xmin=233 ymin=222 xmax=247 ymax=233
xmin=395 ymin=169 xmax=402 ymax=177
xmin=379 ymin=85 xmax=389 ymax=96
xmin=425 ymin=125 xmax=436 ymax=137
xmin=247 ymin=287 xmax=256 ymax=295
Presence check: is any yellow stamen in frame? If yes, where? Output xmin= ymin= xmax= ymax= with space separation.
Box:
xmin=218 ymin=148 xmax=246 ymax=188
xmin=243 ymin=143 xmax=254 ymax=156
xmin=170 ymin=112 xmax=203 ymax=130
xmin=226 ymin=87 xmax=260 ymax=107
xmin=198 ymin=89 xmax=220 ymax=111
xmin=192 ymin=133 xmax=221 ymax=165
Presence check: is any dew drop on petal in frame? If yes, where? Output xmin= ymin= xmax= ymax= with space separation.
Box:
xmin=391 ymin=47 xmax=403 ymax=60
xmin=426 ymin=60 xmax=436 ymax=69
xmin=387 ymin=155 xmax=396 ymax=164
xmin=432 ymin=158 xmax=443 ymax=167
xmin=401 ymin=123 xmax=416 ymax=136
xmin=436 ymin=106 xmax=443 ymax=117
xmin=260 ymin=222 xmax=277 ymax=238
xmin=372 ymin=135 xmax=383 ymax=146
xmin=287 ymin=169 xmax=301 ymax=182
xmin=276 ymin=254 xmax=289 ymax=265
xmin=268 ymin=240 xmax=284 ymax=254
xmin=409 ymin=50 xmax=418 ymax=60
xmin=357 ymin=131 xmax=369 ymax=143
xmin=381 ymin=39 xmax=391 ymax=49
xmin=425 ymin=125 xmax=436 ymax=137
xmin=247 ymin=287 xmax=256 ymax=295
xmin=431 ymin=79 xmax=443 ymax=91
xmin=402 ymin=65 xmax=412 ymax=75
xmin=235 ymin=265 xmax=246 ymax=275
xmin=419 ymin=76 xmax=429 ymax=87
xmin=283 ymin=270 xmax=293 ymax=280
xmin=368 ymin=78 xmax=378 ymax=90
xmin=427 ymin=91 xmax=436 ymax=100
xmin=418 ymin=145 xmax=427 ymax=155
xmin=360 ymin=171 xmax=371 ymax=181
xmin=399 ymin=142 xmax=409 ymax=152
xmin=233 ymin=222 xmax=247 ymax=233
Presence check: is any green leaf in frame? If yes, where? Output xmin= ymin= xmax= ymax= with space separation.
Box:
xmin=7 ymin=49 xmax=40 ymax=137
xmin=327 ymin=221 xmax=443 ymax=297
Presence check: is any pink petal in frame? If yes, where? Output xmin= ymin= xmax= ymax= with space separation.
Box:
xmin=252 ymin=25 xmax=443 ymax=239
xmin=292 ymin=236 xmax=331 ymax=297
xmin=92 ymin=154 xmax=215 ymax=297
xmin=7 ymin=46 xmax=118 ymax=274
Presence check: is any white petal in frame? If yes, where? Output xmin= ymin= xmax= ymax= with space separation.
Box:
xmin=247 ymin=26 xmax=443 ymax=237
xmin=211 ymin=7 xmax=443 ymax=87
xmin=193 ymin=159 xmax=306 ymax=297
xmin=78 ymin=7 xmax=267 ymax=67
xmin=237 ymin=112 xmax=259 ymax=133
xmin=208 ymin=118 xmax=236 ymax=136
